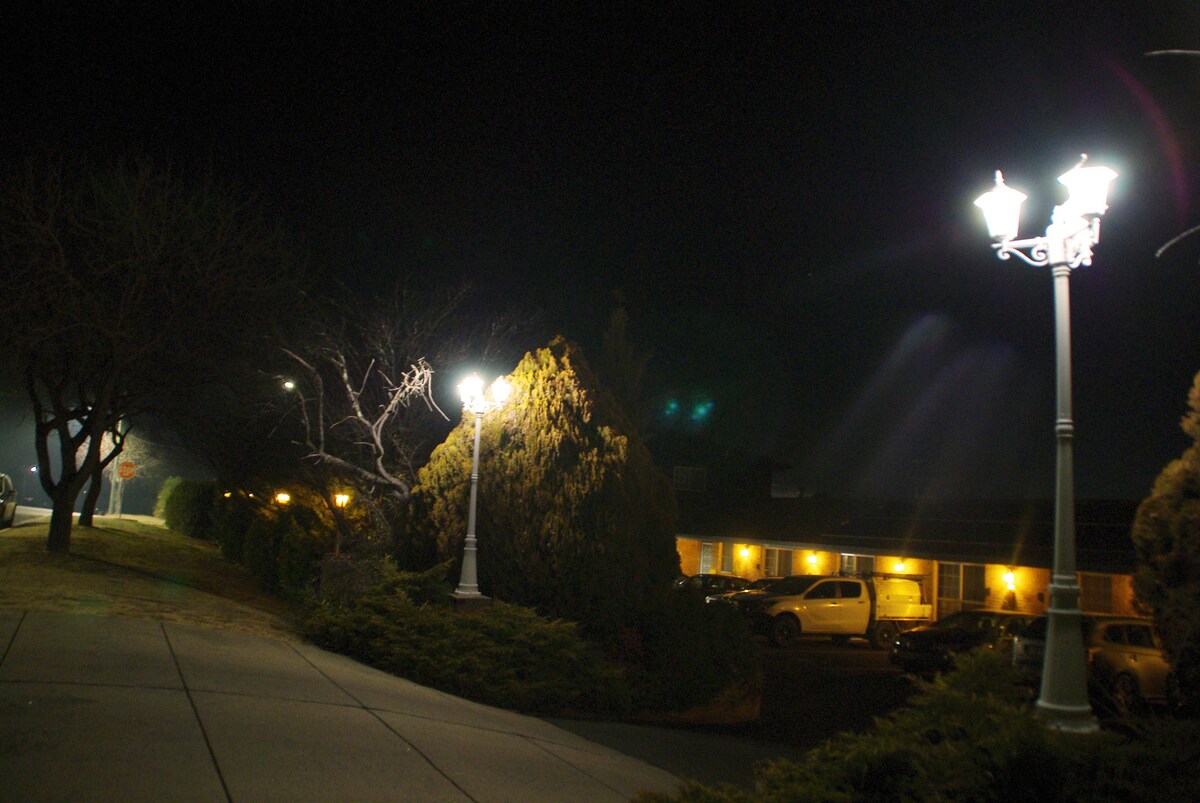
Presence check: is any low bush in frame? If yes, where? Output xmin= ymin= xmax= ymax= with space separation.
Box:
xmin=153 ymin=477 xmax=181 ymax=519
xmin=302 ymin=564 xmax=632 ymax=717
xmin=158 ymin=478 xmax=217 ymax=540
xmin=638 ymin=649 xmax=1200 ymax=802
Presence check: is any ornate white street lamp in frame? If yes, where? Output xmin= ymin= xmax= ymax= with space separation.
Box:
xmin=453 ymin=373 xmax=512 ymax=600
xmin=974 ymin=155 xmax=1117 ymax=733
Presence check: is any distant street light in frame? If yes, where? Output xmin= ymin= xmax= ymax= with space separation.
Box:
xmin=453 ymin=373 xmax=511 ymax=601
xmin=974 ymin=155 xmax=1117 ymax=733
xmin=333 ymin=492 xmax=351 ymax=508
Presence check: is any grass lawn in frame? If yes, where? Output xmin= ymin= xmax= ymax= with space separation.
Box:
xmin=0 ymin=515 xmax=298 ymax=640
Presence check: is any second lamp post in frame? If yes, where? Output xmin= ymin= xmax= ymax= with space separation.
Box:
xmin=453 ymin=373 xmax=511 ymax=601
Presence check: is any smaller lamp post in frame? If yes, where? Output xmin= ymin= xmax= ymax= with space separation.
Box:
xmin=454 ymin=373 xmax=511 ymax=601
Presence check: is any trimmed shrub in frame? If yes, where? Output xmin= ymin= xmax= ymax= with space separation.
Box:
xmin=159 ymin=478 xmax=217 ymax=539
xmin=303 ymin=565 xmax=631 ymax=717
xmin=153 ymin=476 xmax=181 ymax=519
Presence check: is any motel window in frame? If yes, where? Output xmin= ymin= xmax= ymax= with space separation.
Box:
xmin=721 ymin=543 xmax=733 ymax=573
xmin=938 ymin=562 xmax=986 ymax=615
xmin=1079 ymin=573 xmax=1114 ymax=614
xmin=765 ymin=548 xmax=794 ymax=578
xmin=700 ymin=542 xmax=715 ymax=574
xmin=673 ymin=466 xmax=707 ymax=493
xmin=840 ymin=554 xmax=874 ymax=576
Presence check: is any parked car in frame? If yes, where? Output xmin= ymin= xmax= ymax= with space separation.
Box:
xmin=890 ymin=609 xmax=1032 ymax=676
xmin=0 ymin=472 xmax=17 ymax=528
xmin=1012 ymin=614 xmax=1174 ymax=714
xmin=672 ymin=573 xmax=752 ymax=603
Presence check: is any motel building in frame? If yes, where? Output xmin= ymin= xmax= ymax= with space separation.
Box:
xmin=673 ymin=493 xmax=1141 ymax=619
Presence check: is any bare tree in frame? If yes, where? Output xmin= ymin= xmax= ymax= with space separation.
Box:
xmin=0 ymin=153 xmax=305 ymax=551
xmin=279 ymin=284 xmax=526 ymax=508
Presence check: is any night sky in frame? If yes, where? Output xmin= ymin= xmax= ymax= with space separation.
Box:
xmin=5 ymin=2 xmax=1200 ymax=501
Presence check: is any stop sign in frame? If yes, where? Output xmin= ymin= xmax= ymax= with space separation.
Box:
xmin=117 ymin=461 xmax=137 ymax=480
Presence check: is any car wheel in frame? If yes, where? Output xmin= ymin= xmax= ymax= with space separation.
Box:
xmin=1111 ymin=673 xmax=1141 ymax=717
xmin=870 ymin=621 xmax=899 ymax=650
xmin=771 ymin=614 xmax=801 ymax=647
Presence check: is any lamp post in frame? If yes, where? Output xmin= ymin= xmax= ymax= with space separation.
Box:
xmin=453 ymin=373 xmax=511 ymax=601
xmin=974 ymin=155 xmax=1117 ymax=733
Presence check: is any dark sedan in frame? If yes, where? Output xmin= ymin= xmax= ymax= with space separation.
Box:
xmin=890 ymin=609 xmax=1032 ymax=676
xmin=672 ymin=573 xmax=752 ymax=603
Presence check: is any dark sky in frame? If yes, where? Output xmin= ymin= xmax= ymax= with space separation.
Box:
xmin=5 ymin=2 xmax=1200 ymax=500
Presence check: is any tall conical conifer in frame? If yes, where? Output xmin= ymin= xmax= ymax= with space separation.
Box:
xmin=412 ymin=337 xmax=680 ymax=637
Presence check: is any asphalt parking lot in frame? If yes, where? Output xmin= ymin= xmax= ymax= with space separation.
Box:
xmin=553 ymin=635 xmax=916 ymax=789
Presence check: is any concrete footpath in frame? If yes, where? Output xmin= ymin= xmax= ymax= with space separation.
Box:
xmin=0 ymin=610 xmax=682 ymax=802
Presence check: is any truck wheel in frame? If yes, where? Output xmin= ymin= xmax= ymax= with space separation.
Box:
xmin=772 ymin=615 xmax=801 ymax=647
xmin=870 ymin=621 xmax=899 ymax=650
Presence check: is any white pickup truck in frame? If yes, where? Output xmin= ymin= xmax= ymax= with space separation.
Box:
xmin=732 ymin=574 xmax=932 ymax=648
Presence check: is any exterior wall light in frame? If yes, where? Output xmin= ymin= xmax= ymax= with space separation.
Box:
xmin=1003 ymin=570 xmax=1017 ymax=592
xmin=894 ymin=561 xmax=907 ymax=573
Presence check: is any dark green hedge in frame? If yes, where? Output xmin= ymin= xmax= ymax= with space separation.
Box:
xmin=303 ymin=564 xmax=632 ymax=717
xmin=156 ymin=477 xmax=216 ymax=540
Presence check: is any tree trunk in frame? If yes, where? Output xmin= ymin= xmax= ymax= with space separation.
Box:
xmin=46 ymin=490 xmax=77 ymax=553
xmin=78 ymin=471 xmax=104 ymax=527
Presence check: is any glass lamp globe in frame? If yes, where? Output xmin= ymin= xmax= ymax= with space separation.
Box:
xmin=974 ymin=171 xmax=1027 ymax=242
xmin=490 ymin=377 xmax=511 ymax=404
xmin=458 ymin=374 xmax=484 ymax=406
xmin=1058 ymin=164 xmax=1117 ymax=217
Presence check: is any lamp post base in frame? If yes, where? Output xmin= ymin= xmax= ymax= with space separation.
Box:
xmin=450 ymin=591 xmax=493 ymax=610
xmin=1035 ymin=699 xmax=1098 ymax=734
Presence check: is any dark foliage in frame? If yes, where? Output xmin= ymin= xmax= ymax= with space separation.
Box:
xmin=156 ymin=478 xmax=216 ymax=540
xmin=1132 ymin=368 xmax=1200 ymax=703
xmin=302 ymin=563 xmax=632 ymax=717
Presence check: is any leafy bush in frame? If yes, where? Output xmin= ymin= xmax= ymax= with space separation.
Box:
xmin=638 ymin=649 xmax=1200 ymax=802
xmin=302 ymin=565 xmax=631 ymax=717
xmin=158 ymin=478 xmax=216 ymax=539
xmin=153 ymin=476 xmax=181 ymax=519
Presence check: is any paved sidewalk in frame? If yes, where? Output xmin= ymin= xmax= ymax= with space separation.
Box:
xmin=0 ymin=610 xmax=682 ymax=802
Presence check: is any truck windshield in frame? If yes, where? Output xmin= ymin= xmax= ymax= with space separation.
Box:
xmin=770 ymin=576 xmax=822 ymax=595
